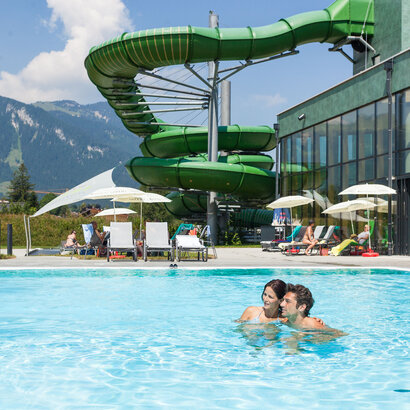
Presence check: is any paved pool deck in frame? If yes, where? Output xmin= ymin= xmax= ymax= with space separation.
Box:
xmin=1 ymin=248 xmax=409 ymax=270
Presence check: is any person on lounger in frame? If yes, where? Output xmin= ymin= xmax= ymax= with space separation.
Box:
xmin=302 ymin=220 xmax=318 ymax=255
xmin=64 ymin=230 xmax=83 ymax=248
xmin=351 ymin=224 xmax=370 ymax=245
xmin=90 ymin=221 xmax=108 ymax=256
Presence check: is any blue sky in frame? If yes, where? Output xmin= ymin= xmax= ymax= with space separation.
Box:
xmin=0 ymin=0 xmax=354 ymax=125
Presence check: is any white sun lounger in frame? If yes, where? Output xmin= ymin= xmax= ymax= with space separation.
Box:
xmin=107 ymin=222 xmax=137 ymax=262
xmin=175 ymin=235 xmax=208 ymax=262
xmin=143 ymin=222 xmax=174 ymax=261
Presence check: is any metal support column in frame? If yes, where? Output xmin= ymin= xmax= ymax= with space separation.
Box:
xmin=274 ymin=123 xmax=280 ymax=199
xmin=221 ymin=80 xmax=231 ymax=127
xmin=7 ymin=224 xmax=12 ymax=256
xmin=384 ymin=59 xmax=394 ymax=255
xmin=207 ymin=11 xmax=219 ymax=246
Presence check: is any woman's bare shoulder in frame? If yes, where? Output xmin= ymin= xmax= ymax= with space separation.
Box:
xmin=238 ymin=306 xmax=262 ymax=321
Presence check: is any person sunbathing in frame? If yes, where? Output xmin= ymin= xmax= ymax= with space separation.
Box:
xmin=302 ymin=220 xmax=318 ymax=255
xmin=351 ymin=224 xmax=370 ymax=244
xmin=65 ymin=230 xmax=82 ymax=248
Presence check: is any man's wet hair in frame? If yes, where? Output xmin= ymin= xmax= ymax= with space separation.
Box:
xmin=286 ymin=283 xmax=314 ymax=317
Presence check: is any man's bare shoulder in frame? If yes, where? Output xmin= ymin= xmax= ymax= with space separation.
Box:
xmin=302 ymin=316 xmax=327 ymax=329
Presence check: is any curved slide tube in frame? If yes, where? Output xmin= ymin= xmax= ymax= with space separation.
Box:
xmin=84 ymin=0 xmax=374 ymax=218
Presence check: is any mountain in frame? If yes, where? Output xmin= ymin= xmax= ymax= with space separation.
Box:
xmin=0 ymin=96 xmax=143 ymax=196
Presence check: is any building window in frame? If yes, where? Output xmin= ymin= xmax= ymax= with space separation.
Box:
xmin=302 ymin=128 xmax=313 ymax=170
xmin=342 ymin=111 xmax=357 ymax=161
xmin=358 ymin=157 xmax=375 ymax=181
xmin=291 ymin=133 xmax=302 ymax=167
xmin=342 ymin=162 xmax=357 ymax=189
xmin=328 ymin=117 xmax=341 ymax=165
xmin=314 ymin=122 xmax=327 ymax=168
xmin=358 ymin=104 xmax=375 ymax=158
xmin=328 ymin=166 xmax=341 ymax=204
xmin=398 ymin=150 xmax=410 ymax=174
xmin=376 ymin=98 xmax=395 ymax=155
xmin=398 ymin=90 xmax=410 ymax=150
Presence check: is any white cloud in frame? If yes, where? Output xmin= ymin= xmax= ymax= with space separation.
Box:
xmin=251 ymin=93 xmax=287 ymax=108
xmin=0 ymin=0 xmax=133 ymax=104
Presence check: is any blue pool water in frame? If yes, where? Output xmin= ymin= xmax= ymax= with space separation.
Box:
xmin=0 ymin=268 xmax=408 ymax=408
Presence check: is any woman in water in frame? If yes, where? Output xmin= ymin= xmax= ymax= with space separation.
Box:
xmin=238 ymin=279 xmax=287 ymax=323
xmin=238 ymin=279 xmax=325 ymax=325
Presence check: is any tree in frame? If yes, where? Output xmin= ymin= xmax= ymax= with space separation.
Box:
xmin=8 ymin=163 xmax=35 ymax=203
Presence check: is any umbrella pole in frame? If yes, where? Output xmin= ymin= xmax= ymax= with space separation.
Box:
xmin=291 ymin=208 xmax=293 ymax=241
xmin=113 ymin=201 xmax=116 ymax=222
xmin=367 ymin=194 xmax=371 ymax=250
xmin=139 ymin=203 xmax=143 ymax=240
xmin=350 ymin=212 xmax=354 ymax=235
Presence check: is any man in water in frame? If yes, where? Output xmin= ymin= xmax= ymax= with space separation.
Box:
xmin=280 ymin=284 xmax=326 ymax=330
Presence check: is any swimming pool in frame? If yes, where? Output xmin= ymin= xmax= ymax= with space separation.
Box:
xmin=0 ymin=268 xmax=408 ymax=408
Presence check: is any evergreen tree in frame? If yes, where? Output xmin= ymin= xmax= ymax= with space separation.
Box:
xmin=7 ymin=163 xmax=35 ymax=203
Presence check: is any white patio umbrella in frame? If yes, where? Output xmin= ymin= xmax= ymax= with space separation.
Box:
xmin=86 ymin=187 xmax=145 ymax=221
xmin=94 ymin=208 xmax=136 ymax=217
xmin=267 ymin=195 xmax=314 ymax=241
xmin=339 ymin=183 xmax=396 ymax=196
xmin=322 ymin=199 xmax=377 ymax=234
xmin=112 ymin=192 xmax=171 ymax=238
xmin=339 ymin=184 xmax=396 ymax=250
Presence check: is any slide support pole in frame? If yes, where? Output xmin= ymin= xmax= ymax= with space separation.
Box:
xmin=207 ymin=11 xmax=219 ymax=246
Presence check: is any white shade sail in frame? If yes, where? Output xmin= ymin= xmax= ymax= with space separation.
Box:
xmin=32 ymin=168 xmax=116 ymax=218
xmin=339 ymin=183 xmax=396 ymax=196
xmin=95 ymin=208 xmax=136 ymax=217
xmin=86 ymin=186 xmax=145 ymax=200
xmin=267 ymin=195 xmax=314 ymax=209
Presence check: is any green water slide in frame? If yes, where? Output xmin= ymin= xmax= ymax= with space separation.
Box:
xmin=84 ymin=0 xmax=374 ymax=220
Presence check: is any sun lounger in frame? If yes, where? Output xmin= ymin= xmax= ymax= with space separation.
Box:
xmin=143 ymin=222 xmax=174 ymax=261
xmin=280 ymin=226 xmax=325 ymax=255
xmin=59 ymin=240 xmax=76 ymax=259
xmin=175 ymin=235 xmax=208 ymax=261
xmin=107 ymin=222 xmax=137 ymax=262
xmin=81 ymin=223 xmax=99 ymax=259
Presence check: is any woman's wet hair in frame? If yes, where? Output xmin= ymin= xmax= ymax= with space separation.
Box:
xmin=261 ymin=279 xmax=287 ymax=302
xmin=309 ymin=220 xmax=315 ymax=225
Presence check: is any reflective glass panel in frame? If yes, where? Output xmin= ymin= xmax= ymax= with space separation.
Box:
xmin=328 ymin=118 xmax=341 ymax=165
xmin=358 ymin=158 xmax=375 ymax=181
xmin=342 ymin=111 xmax=357 ymax=162
xmin=328 ymin=166 xmax=341 ymax=205
xmin=342 ymin=162 xmax=357 ymax=189
xmin=376 ymin=98 xmax=395 ymax=155
xmin=314 ymin=122 xmax=327 ymax=169
xmin=291 ymin=133 xmax=302 ymax=167
xmin=398 ymin=90 xmax=410 ymax=150
xmin=358 ymin=104 xmax=375 ymax=158
xmin=398 ymin=149 xmax=410 ymax=175
xmin=302 ymin=128 xmax=313 ymax=170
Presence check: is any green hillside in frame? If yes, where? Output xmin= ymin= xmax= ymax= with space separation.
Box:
xmin=0 ymin=96 xmax=143 ymax=196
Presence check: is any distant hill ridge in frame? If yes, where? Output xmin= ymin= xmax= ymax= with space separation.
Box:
xmin=0 ymin=96 xmax=142 ymax=196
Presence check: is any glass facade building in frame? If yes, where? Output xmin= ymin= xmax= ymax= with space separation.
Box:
xmin=279 ymin=88 xmax=410 ymax=255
